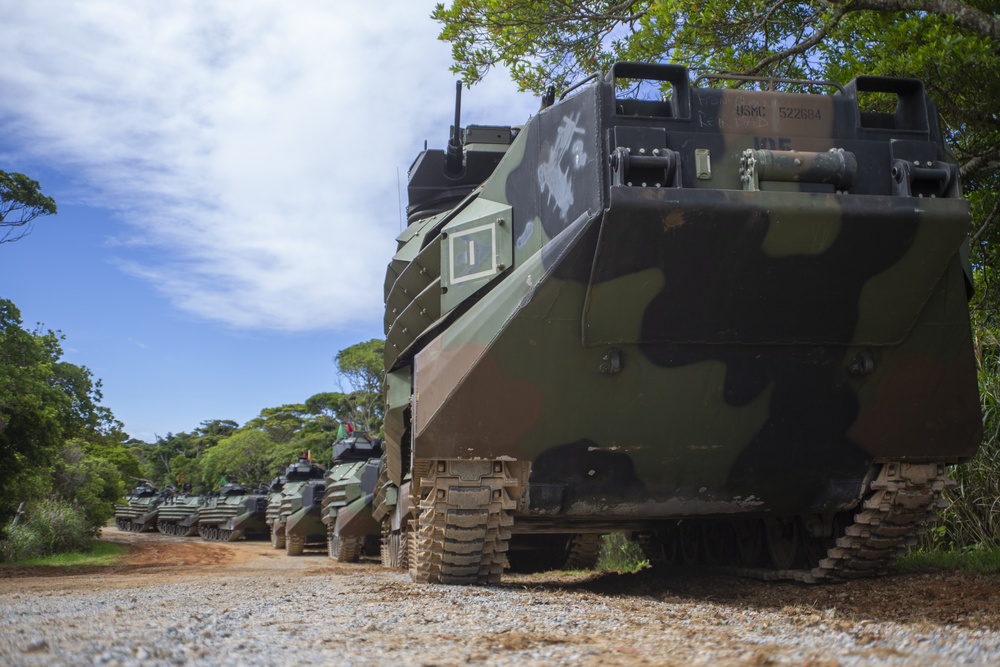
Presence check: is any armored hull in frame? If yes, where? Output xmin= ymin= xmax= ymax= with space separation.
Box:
xmin=114 ymin=482 xmax=165 ymax=533
xmin=266 ymin=459 xmax=327 ymax=556
xmin=157 ymin=494 xmax=203 ymax=536
xmin=198 ymin=485 xmax=269 ymax=542
xmin=321 ymin=435 xmax=383 ymax=562
xmin=380 ymin=64 xmax=983 ymax=584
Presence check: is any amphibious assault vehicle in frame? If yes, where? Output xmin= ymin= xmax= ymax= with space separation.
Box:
xmin=157 ymin=489 xmax=204 ymax=536
xmin=114 ymin=481 xmax=168 ymax=533
xmin=198 ymin=483 xmax=269 ymax=542
xmin=321 ymin=434 xmax=383 ymax=562
xmin=266 ymin=457 xmax=327 ymax=556
xmin=265 ymin=475 xmax=286 ymax=542
xmin=377 ymin=63 xmax=982 ymax=584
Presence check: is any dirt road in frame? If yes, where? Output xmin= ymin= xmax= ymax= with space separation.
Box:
xmin=1 ymin=530 xmax=999 ymax=666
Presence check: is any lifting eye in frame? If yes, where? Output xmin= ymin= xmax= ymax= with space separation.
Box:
xmin=599 ymin=348 xmax=622 ymax=374
xmin=848 ymin=351 xmax=874 ymax=376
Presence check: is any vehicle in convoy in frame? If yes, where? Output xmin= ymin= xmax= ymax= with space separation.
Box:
xmin=198 ymin=483 xmax=269 ymax=542
xmin=265 ymin=475 xmax=286 ymax=543
xmin=321 ymin=434 xmax=383 ymax=562
xmin=156 ymin=487 xmax=204 ymax=536
xmin=115 ymin=481 xmax=169 ymax=533
xmin=376 ymin=64 xmax=983 ymax=584
xmin=266 ymin=456 xmax=327 ymax=556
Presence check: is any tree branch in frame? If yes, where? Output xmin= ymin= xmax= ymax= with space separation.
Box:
xmin=972 ymin=194 xmax=1000 ymax=245
xmin=748 ymin=8 xmax=847 ymax=74
xmin=961 ymin=146 xmax=1000 ymax=179
xmin=837 ymin=0 xmax=1000 ymax=42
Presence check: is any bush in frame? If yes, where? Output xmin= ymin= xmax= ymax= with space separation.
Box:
xmin=0 ymin=498 xmax=94 ymax=562
xmin=598 ymin=533 xmax=647 ymax=572
xmin=52 ymin=443 xmax=123 ymax=529
xmin=935 ymin=328 xmax=1000 ymax=549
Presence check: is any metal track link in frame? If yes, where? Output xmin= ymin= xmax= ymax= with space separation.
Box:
xmin=380 ymin=522 xmax=409 ymax=569
xmin=286 ymin=534 xmax=305 ymax=556
xmin=412 ymin=460 xmax=517 ymax=585
xmin=732 ymin=461 xmax=952 ymax=584
xmin=398 ymin=527 xmax=410 ymax=572
xmin=271 ymin=521 xmax=286 ymax=550
xmin=328 ymin=531 xmax=362 ymax=562
xmin=565 ymin=534 xmax=603 ymax=570
xmin=197 ymin=526 xmax=243 ymax=542
xmin=380 ymin=522 xmax=390 ymax=566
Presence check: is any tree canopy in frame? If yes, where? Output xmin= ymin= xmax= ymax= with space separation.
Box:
xmin=433 ymin=0 xmax=1000 ymax=317
xmin=134 ymin=340 xmax=387 ymax=492
xmin=0 ymin=307 xmax=389 ymax=536
xmin=199 ymin=429 xmax=276 ymax=488
xmin=335 ymin=338 xmax=385 ymax=435
xmin=0 ymin=170 xmax=57 ymax=244
xmin=0 ymin=298 xmax=135 ymax=527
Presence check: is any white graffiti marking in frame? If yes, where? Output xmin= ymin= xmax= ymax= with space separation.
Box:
xmin=537 ymin=113 xmax=587 ymax=220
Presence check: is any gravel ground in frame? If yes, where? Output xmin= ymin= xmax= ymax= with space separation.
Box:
xmin=1 ymin=531 xmax=999 ymax=666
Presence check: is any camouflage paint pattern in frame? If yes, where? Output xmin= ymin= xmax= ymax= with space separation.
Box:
xmin=114 ymin=482 xmax=166 ymax=532
xmin=266 ymin=459 xmax=326 ymax=545
xmin=321 ymin=438 xmax=383 ymax=541
xmin=271 ymin=481 xmax=326 ymax=543
xmin=198 ymin=485 xmax=269 ymax=539
xmin=385 ymin=64 xmax=981 ymax=523
xmin=157 ymin=493 xmax=204 ymax=536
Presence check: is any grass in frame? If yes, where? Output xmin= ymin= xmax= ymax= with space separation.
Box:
xmin=0 ymin=539 xmax=128 ymax=568
xmin=595 ymin=535 xmax=1000 ymax=577
xmin=895 ymin=545 xmax=1000 ymax=575
xmin=597 ymin=533 xmax=648 ymax=573
xmin=938 ymin=325 xmax=1000 ymax=549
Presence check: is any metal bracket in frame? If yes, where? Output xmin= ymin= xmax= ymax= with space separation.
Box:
xmin=609 ymin=147 xmax=679 ymax=187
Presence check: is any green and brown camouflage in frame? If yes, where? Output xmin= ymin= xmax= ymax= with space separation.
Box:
xmin=266 ymin=456 xmax=327 ymax=556
xmin=114 ymin=481 xmax=168 ymax=533
xmin=381 ymin=63 xmax=982 ymax=584
xmin=372 ymin=452 xmax=414 ymax=569
xmin=157 ymin=491 xmax=204 ymax=536
xmin=320 ymin=434 xmax=383 ymax=562
xmin=198 ymin=483 xmax=269 ymax=542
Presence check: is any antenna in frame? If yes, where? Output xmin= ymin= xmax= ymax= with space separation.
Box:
xmin=444 ymin=80 xmax=465 ymax=178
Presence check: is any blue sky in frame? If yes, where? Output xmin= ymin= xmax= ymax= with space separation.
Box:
xmin=0 ymin=2 xmax=539 ymax=441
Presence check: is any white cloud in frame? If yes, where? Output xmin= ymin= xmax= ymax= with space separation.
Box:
xmin=0 ymin=1 xmax=539 ymax=332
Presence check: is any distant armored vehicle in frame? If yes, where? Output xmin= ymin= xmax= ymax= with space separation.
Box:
xmin=114 ymin=481 xmax=168 ymax=533
xmin=321 ymin=434 xmax=383 ymax=562
xmin=266 ymin=456 xmax=327 ymax=556
xmin=265 ymin=475 xmax=286 ymax=545
xmin=376 ymin=64 xmax=982 ymax=584
xmin=157 ymin=490 xmax=204 ymax=536
xmin=198 ymin=483 xmax=269 ymax=541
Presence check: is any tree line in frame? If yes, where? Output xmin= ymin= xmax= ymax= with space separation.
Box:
xmin=0 ymin=294 xmax=384 ymax=560
xmin=137 ymin=337 xmax=384 ymax=494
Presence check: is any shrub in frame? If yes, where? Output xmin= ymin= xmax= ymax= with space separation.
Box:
xmin=598 ymin=533 xmax=647 ymax=572
xmin=0 ymin=498 xmax=94 ymax=562
xmin=935 ymin=328 xmax=1000 ymax=549
xmin=52 ymin=443 xmax=123 ymax=529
